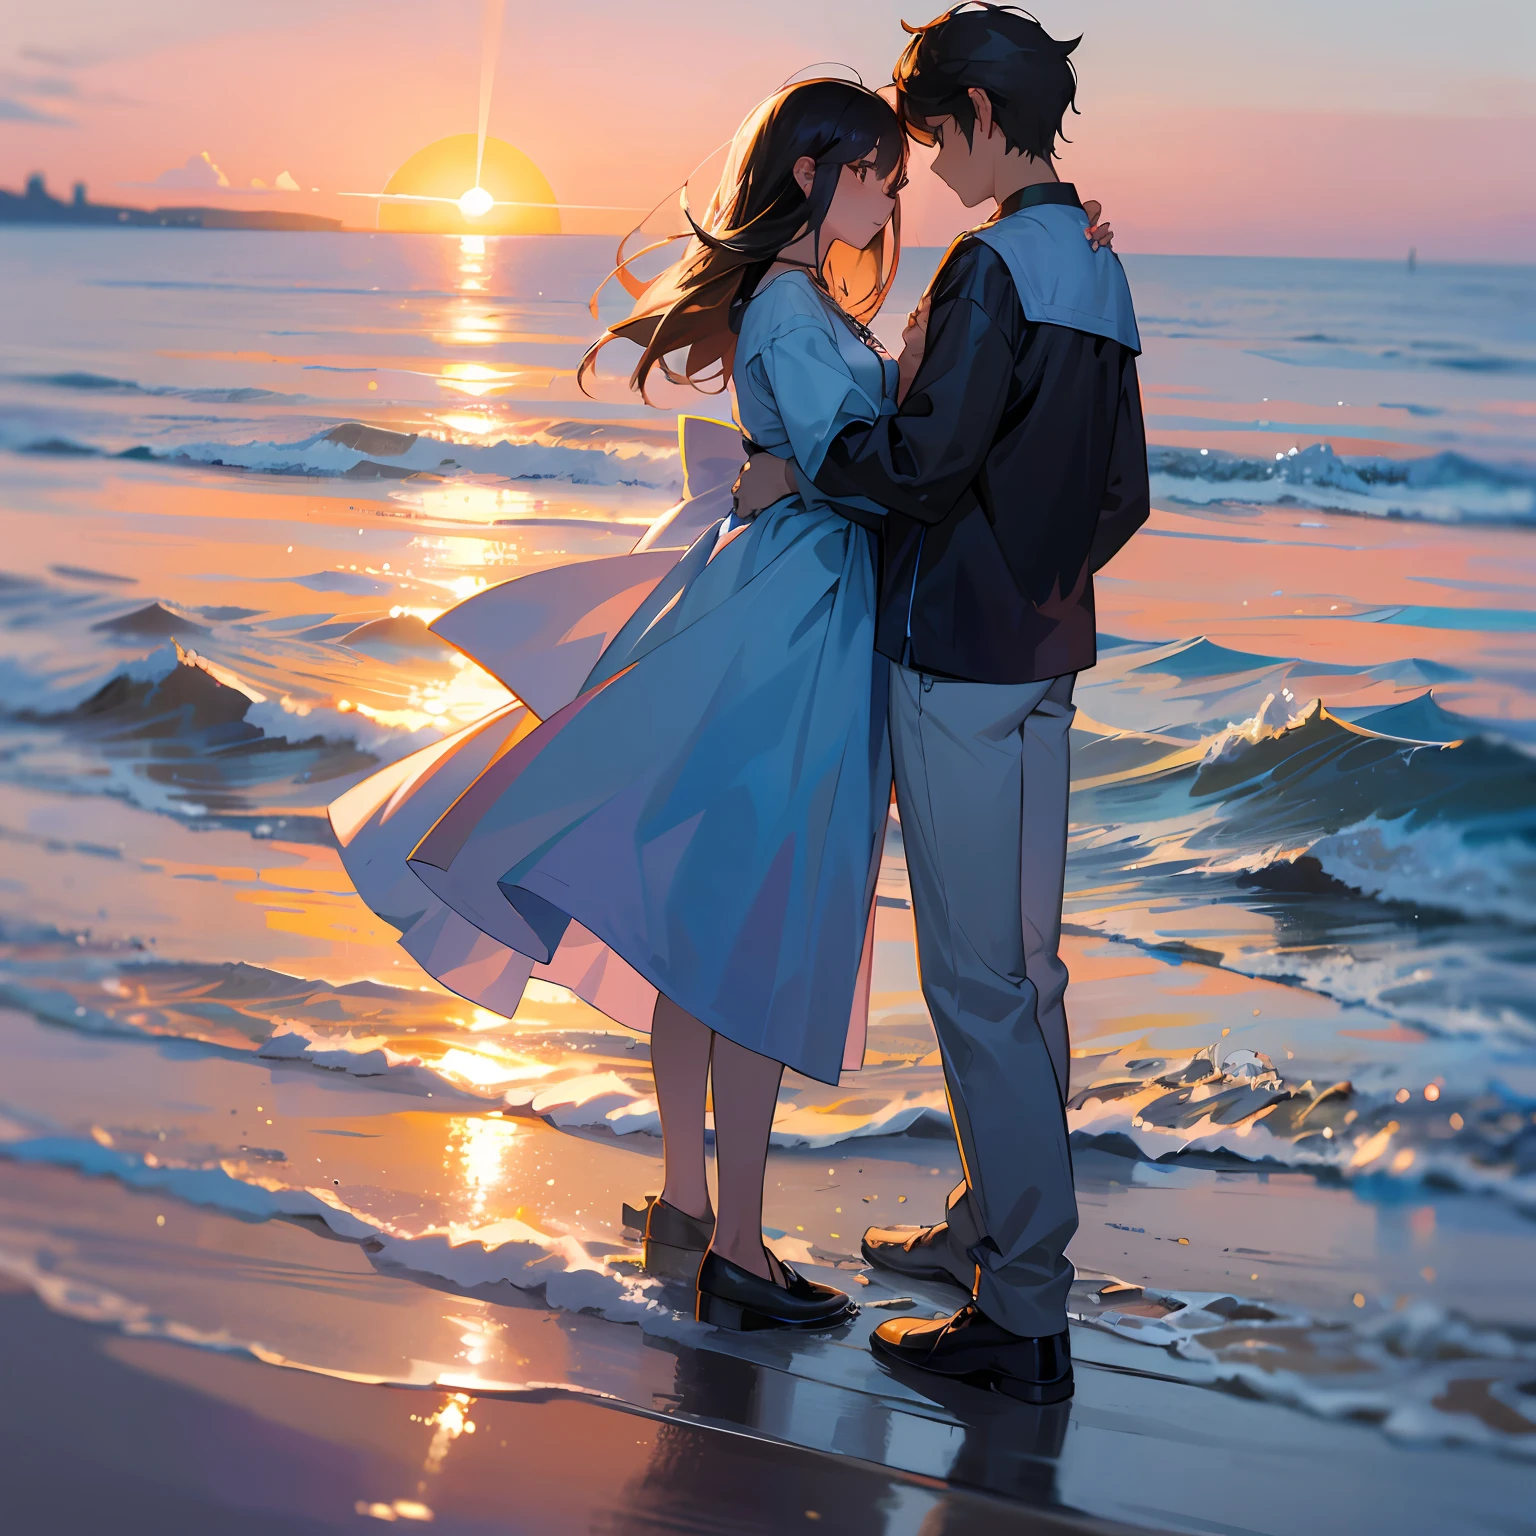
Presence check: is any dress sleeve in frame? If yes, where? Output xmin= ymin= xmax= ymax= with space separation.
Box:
xmin=741 ymin=314 xmax=887 ymax=480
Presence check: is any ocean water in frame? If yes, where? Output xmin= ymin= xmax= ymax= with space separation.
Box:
xmin=1 ymin=229 xmax=1534 ymax=1463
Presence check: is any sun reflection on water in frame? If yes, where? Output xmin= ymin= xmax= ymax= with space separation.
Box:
xmin=436 ymin=362 xmax=522 ymax=394
xmin=442 ymin=311 xmax=499 ymax=347
xmin=411 ymin=1391 xmax=477 ymax=1475
xmin=433 ymin=411 xmax=503 ymax=437
xmin=409 ymin=492 xmax=540 ymax=531
xmin=449 ymin=1311 xmax=502 ymax=1368
xmin=336 ymin=652 xmax=509 ymax=733
xmin=449 ymin=1113 xmax=523 ymax=1218
xmin=435 ymin=1048 xmax=554 ymax=1090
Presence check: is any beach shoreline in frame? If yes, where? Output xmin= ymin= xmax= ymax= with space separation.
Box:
xmin=1 ymin=228 xmax=1533 ymax=1531
xmin=0 ymin=1271 xmax=1121 ymax=1536
xmin=4 ymin=1154 xmax=1534 ymax=1535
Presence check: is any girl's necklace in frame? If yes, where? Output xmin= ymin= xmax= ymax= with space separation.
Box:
xmin=830 ymin=304 xmax=890 ymax=358
xmin=765 ymin=261 xmax=890 ymax=358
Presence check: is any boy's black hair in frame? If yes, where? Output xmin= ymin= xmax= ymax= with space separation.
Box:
xmin=893 ymin=4 xmax=1080 ymax=161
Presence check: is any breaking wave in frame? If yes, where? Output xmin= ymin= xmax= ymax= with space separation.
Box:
xmin=164 ymin=423 xmax=680 ymax=487
xmin=1194 ymin=698 xmax=1534 ymax=849
xmin=1067 ymin=1038 xmax=1536 ymax=1215
xmin=0 ymin=1126 xmax=681 ymax=1334
xmin=0 ymin=417 xmax=684 ymax=490
xmin=1077 ymin=687 xmax=1536 ymax=929
xmin=4 ymin=935 xmax=1532 ymax=1196
xmin=6 ymin=640 xmax=426 ymax=788
xmin=1304 ymin=817 xmax=1536 ymax=928
xmin=12 ymin=370 xmax=300 ymax=404
xmin=1148 ymin=444 xmax=1536 ymax=526
xmin=0 ymin=942 xmax=950 ymax=1152
xmin=1071 ymin=1270 xmax=1536 ymax=1458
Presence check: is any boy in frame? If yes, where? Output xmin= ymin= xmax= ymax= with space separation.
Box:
xmin=736 ymin=4 xmax=1149 ymax=1402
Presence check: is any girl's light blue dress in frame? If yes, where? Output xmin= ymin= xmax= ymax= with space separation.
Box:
xmin=404 ymin=273 xmax=897 ymax=1085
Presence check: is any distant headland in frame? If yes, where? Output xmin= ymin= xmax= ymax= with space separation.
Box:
xmin=0 ymin=174 xmax=343 ymax=232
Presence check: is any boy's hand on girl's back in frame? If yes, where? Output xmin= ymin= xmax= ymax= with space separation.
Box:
xmin=731 ymin=452 xmax=795 ymax=520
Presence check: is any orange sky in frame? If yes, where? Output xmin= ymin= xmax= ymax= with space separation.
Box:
xmin=2 ymin=0 xmax=1533 ymax=259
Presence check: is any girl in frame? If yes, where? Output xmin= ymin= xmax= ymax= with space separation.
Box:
xmin=334 ymin=76 xmax=910 ymax=1332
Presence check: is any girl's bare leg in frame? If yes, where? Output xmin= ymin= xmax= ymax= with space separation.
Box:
xmin=650 ymin=995 xmax=714 ymax=1222
xmin=708 ymin=1032 xmax=785 ymax=1282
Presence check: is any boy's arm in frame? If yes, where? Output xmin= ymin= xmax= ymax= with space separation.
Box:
xmin=808 ymin=240 xmax=1018 ymax=527
xmin=1086 ymin=355 xmax=1151 ymax=571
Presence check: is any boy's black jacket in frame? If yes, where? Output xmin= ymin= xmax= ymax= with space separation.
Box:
xmin=813 ymin=218 xmax=1150 ymax=684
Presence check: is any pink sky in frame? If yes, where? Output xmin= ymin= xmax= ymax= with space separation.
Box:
xmin=2 ymin=0 xmax=1533 ymax=259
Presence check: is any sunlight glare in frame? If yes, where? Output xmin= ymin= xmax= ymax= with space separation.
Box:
xmin=451 ymin=1113 xmax=523 ymax=1217
xmin=443 ymin=312 xmax=499 ymax=347
xmin=435 ymin=1047 xmax=519 ymax=1087
xmin=421 ymin=1393 xmax=476 ymax=1475
xmin=338 ymin=655 xmax=510 ymax=734
xmin=434 ymin=412 xmax=503 ymax=437
xmin=437 ymin=361 xmax=521 ymax=394
xmin=457 ymin=186 xmax=495 ymax=219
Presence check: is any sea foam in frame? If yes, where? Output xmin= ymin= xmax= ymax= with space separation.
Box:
xmin=1150 ymin=444 xmax=1536 ymax=526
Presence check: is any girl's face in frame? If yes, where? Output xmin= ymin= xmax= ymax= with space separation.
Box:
xmin=796 ymin=149 xmax=905 ymax=252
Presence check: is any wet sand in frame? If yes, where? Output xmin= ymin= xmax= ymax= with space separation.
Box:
xmin=4 ymin=1156 xmax=1533 ymax=1535
xmin=0 ymin=1277 xmax=1108 ymax=1536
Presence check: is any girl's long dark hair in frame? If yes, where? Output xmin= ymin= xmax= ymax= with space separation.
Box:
xmin=581 ymin=78 xmax=905 ymax=402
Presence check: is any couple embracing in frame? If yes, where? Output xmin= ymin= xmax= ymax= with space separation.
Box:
xmin=332 ymin=4 xmax=1148 ymax=1407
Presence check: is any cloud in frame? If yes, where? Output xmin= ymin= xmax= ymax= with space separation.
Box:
xmin=127 ymin=156 xmax=306 ymax=198
xmin=0 ymin=72 xmax=76 ymax=98
xmin=20 ymin=43 xmax=127 ymax=69
xmin=0 ymin=96 xmax=73 ymax=126
xmin=0 ymin=66 xmax=136 ymax=111
xmin=149 ymin=151 xmax=229 ymax=190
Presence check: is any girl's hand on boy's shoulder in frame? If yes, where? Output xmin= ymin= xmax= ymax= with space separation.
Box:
xmin=1082 ymin=199 xmax=1114 ymax=252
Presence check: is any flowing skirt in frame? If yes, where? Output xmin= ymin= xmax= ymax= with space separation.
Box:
xmin=331 ymin=480 xmax=889 ymax=1086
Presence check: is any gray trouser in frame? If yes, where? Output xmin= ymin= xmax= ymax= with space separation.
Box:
xmin=890 ymin=660 xmax=1078 ymax=1336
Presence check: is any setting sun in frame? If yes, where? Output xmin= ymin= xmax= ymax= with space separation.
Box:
xmin=378 ymin=133 xmax=559 ymax=235
xmin=456 ymin=186 xmax=495 ymax=219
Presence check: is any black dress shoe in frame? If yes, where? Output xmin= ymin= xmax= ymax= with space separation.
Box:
xmin=871 ymin=1302 xmax=1073 ymax=1405
xmin=620 ymin=1194 xmax=658 ymax=1234
xmin=861 ymin=1220 xmax=973 ymax=1290
xmin=641 ymin=1198 xmax=714 ymax=1281
xmin=696 ymin=1249 xmax=857 ymax=1332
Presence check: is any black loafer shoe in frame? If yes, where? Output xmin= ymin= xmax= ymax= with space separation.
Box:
xmin=871 ymin=1302 xmax=1073 ymax=1405
xmin=861 ymin=1221 xmax=973 ymax=1291
xmin=620 ymin=1194 xmax=658 ymax=1234
xmin=641 ymin=1198 xmax=714 ymax=1281
xmin=696 ymin=1250 xmax=857 ymax=1332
